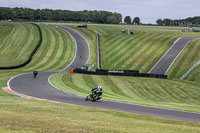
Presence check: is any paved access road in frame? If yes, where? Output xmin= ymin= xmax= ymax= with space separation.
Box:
xmin=149 ymin=36 xmax=200 ymax=74
xmin=8 ymin=25 xmax=200 ymax=122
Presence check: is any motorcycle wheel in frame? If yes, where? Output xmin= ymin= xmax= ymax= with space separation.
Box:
xmin=85 ymin=96 xmax=88 ymax=101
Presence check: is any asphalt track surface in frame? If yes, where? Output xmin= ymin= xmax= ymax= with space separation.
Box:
xmin=8 ymin=25 xmax=200 ymax=122
xmin=149 ymin=36 xmax=200 ymax=74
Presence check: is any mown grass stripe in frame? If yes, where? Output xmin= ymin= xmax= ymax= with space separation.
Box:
xmin=63 ymin=74 xmax=88 ymax=94
xmin=67 ymin=25 xmax=98 ymax=69
xmin=90 ymin=26 xmax=108 ymax=35
xmin=0 ymin=24 xmax=17 ymax=50
xmin=0 ymin=23 xmax=15 ymax=46
xmin=40 ymin=26 xmax=62 ymax=70
xmin=102 ymin=32 xmax=152 ymax=69
xmin=168 ymin=39 xmax=200 ymax=79
xmin=23 ymin=25 xmax=50 ymax=71
xmin=8 ymin=24 xmax=35 ymax=65
xmin=105 ymin=36 xmax=131 ymax=55
xmin=107 ymin=37 xmax=138 ymax=67
xmin=0 ymin=23 xmax=39 ymax=67
xmin=51 ymin=27 xmax=74 ymax=70
xmin=12 ymin=24 xmax=34 ymax=60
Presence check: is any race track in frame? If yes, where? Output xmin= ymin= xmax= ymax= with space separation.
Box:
xmin=149 ymin=36 xmax=200 ymax=74
xmin=8 ymin=25 xmax=200 ymax=122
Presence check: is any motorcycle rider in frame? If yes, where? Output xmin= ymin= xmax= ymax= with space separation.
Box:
xmin=33 ymin=71 xmax=38 ymax=78
xmin=91 ymin=86 xmax=103 ymax=96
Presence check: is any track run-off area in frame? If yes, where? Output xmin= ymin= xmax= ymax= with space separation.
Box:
xmin=5 ymin=25 xmax=200 ymax=122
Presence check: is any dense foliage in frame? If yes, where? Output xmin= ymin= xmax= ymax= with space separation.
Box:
xmin=156 ymin=16 xmax=200 ymax=26
xmin=124 ymin=16 xmax=141 ymax=25
xmin=133 ymin=17 xmax=140 ymax=25
xmin=124 ymin=16 xmax=131 ymax=24
xmin=0 ymin=7 xmax=122 ymax=24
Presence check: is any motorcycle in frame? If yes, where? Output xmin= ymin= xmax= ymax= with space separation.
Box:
xmin=33 ymin=71 xmax=38 ymax=78
xmin=85 ymin=90 xmax=102 ymax=102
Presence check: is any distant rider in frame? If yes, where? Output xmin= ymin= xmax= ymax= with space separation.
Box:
xmin=91 ymin=86 xmax=103 ymax=96
xmin=33 ymin=71 xmax=38 ymax=78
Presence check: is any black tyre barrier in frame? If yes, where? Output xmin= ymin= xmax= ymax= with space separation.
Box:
xmin=77 ymin=24 xmax=87 ymax=28
xmin=74 ymin=68 xmax=167 ymax=79
xmin=0 ymin=23 xmax=42 ymax=70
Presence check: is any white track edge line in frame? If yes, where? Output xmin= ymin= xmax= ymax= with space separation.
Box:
xmin=56 ymin=25 xmax=90 ymax=69
xmin=48 ymin=75 xmax=85 ymax=98
xmin=165 ymin=40 xmax=191 ymax=75
xmin=47 ymin=75 xmax=200 ymax=115
xmin=148 ymin=37 xmax=181 ymax=73
xmin=48 ymin=25 xmax=90 ymax=97
xmin=53 ymin=25 xmax=78 ymax=72
xmin=6 ymin=69 xmax=200 ymax=115
xmin=5 ymin=26 xmax=200 ymax=116
xmin=6 ymin=73 xmax=79 ymax=104
xmin=180 ymin=60 xmax=200 ymax=80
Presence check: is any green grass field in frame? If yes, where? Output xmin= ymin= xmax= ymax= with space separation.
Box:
xmin=1 ymin=22 xmax=200 ymax=132
xmin=185 ymin=65 xmax=200 ymax=82
xmin=62 ymin=23 xmax=98 ymax=70
xmin=1 ymin=98 xmax=200 ymax=133
xmin=0 ymin=22 xmax=39 ymax=67
xmin=65 ymin=24 xmax=200 ymax=73
xmin=65 ymin=24 xmax=200 ymax=82
xmin=0 ymin=22 xmax=75 ymax=93
xmin=50 ymin=73 xmax=200 ymax=113
xmin=167 ymin=39 xmax=200 ymax=80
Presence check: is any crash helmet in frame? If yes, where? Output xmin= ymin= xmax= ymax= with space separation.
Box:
xmin=98 ymin=86 xmax=102 ymax=91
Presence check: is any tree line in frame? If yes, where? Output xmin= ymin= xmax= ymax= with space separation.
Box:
xmin=0 ymin=7 xmax=122 ymax=24
xmin=124 ymin=16 xmax=141 ymax=25
xmin=156 ymin=16 xmax=200 ymax=26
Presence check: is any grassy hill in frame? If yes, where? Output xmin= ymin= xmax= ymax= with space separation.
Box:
xmin=62 ymin=23 xmax=98 ymax=70
xmin=65 ymin=24 xmax=200 ymax=73
xmin=185 ymin=65 xmax=200 ymax=82
xmin=1 ymin=97 xmax=200 ymax=133
xmin=65 ymin=24 xmax=200 ymax=82
xmin=50 ymin=73 xmax=200 ymax=113
xmin=1 ymin=22 xmax=200 ymax=132
xmin=167 ymin=39 xmax=200 ymax=80
xmin=0 ymin=22 xmax=75 ymax=94
xmin=0 ymin=22 xmax=39 ymax=67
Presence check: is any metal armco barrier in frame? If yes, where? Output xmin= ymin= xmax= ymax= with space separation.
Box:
xmin=97 ymin=34 xmax=101 ymax=69
xmin=74 ymin=69 xmax=167 ymax=79
xmin=0 ymin=23 xmax=42 ymax=70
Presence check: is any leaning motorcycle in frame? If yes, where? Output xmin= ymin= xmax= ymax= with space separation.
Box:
xmin=85 ymin=90 xmax=102 ymax=102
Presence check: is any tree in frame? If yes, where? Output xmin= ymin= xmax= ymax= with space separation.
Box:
xmin=156 ymin=19 xmax=163 ymax=26
xmin=124 ymin=16 xmax=131 ymax=24
xmin=107 ymin=15 xmax=118 ymax=24
xmin=113 ymin=12 xmax=122 ymax=24
xmin=133 ymin=17 xmax=140 ymax=25
xmin=0 ymin=7 xmax=122 ymax=23
xmin=163 ymin=18 xmax=172 ymax=26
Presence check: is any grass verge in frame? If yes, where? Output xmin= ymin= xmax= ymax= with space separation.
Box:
xmin=185 ymin=65 xmax=200 ymax=82
xmin=50 ymin=73 xmax=200 ymax=113
xmin=0 ymin=98 xmax=200 ymax=133
xmin=167 ymin=39 xmax=200 ymax=80
xmin=65 ymin=24 xmax=200 ymax=73
xmin=0 ymin=23 xmax=76 ymax=95
xmin=0 ymin=22 xmax=39 ymax=67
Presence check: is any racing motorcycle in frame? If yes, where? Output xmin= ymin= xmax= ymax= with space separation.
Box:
xmin=85 ymin=90 xmax=102 ymax=102
xmin=33 ymin=71 xmax=38 ymax=78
